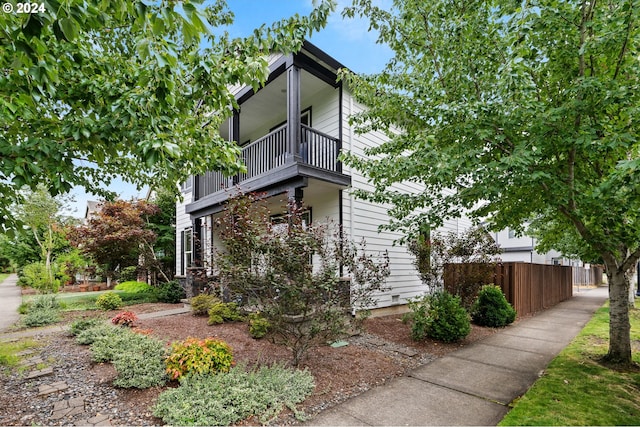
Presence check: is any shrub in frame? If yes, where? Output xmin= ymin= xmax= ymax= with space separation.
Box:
xmin=110 ymin=334 xmax=167 ymax=388
xmin=111 ymin=311 xmax=138 ymax=327
xmin=114 ymin=281 xmax=153 ymax=293
xmin=248 ymin=312 xmax=271 ymax=339
xmin=69 ymin=317 xmax=103 ymax=337
xmin=408 ymin=291 xmax=471 ymax=342
xmin=165 ymin=337 xmax=234 ymax=380
xmin=17 ymin=262 xmax=61 ymax=293
xmin=471 ymin=284 xmax=516 ymax=327
xmin=156 ymin=281 xmax=185 ymax=303
xmin=30 ymin=294 xmax=61 ymax=310
xmin=118 ymin=266 xmax=138 ymax=283
xmin=207 ymin=302 xmax=241 ymax=325
xmin=95 ymin=292 xmax=123 ymax=311
xmin=153 ymin=364 xmax=315 ymax=425
xmin=190 ymin=294 xmax=220 ymax=316
xmin=75 ymin=323 xmax=118 ymax=345
xmin=23 ymin=308 xmax=60 ymax=327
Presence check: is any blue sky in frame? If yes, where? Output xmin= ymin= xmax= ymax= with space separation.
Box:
xmin=67 ymin=0 xmax=391 ymax=218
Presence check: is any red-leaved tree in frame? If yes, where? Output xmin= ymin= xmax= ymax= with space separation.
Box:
xmin=70 ymin=200 xmax=159 ymax=287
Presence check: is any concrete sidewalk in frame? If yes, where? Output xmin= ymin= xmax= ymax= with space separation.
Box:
xmin=308 ymin=286 xmax=609 ymax=426
xmin=0 ymin=274 xmax=22 ymax=333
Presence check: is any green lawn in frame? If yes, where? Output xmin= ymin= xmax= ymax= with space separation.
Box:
xmin=499 ymin=301 xmax=640 ymax=426
xmin=0 ymin=273 xmax=10 ymax=284
xmin=23 ymin=289 xmax=159 ymax=311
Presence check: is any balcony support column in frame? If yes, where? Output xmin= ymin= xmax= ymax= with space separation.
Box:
xmin=286 ymin=64 xmax=302 ymax=162
xmin=231 ymin=110 xmax=240 ymax=187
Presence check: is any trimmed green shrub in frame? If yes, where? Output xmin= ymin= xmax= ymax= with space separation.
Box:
xmin=95 ymin=292 xmax=123 ymax=311
xmin=190 ymin=294 xmax=220 ymax=316
xmin=471 ymin=284 xmax=516 ymax=327
xmin=153 ymin=364 xmax=315 ymax=425
xmin=156 ymin=281 xmax=185 ymax=303
xmin=17 ymin=262 xmax=61 ymax=293
xmin=208 ymin=302 xmax=241 ymax=325
xmin=114 ymin=281 xmax=153 ymax=293
xmin=248 ymin=312 xmax=271 ymax=339
xmin=165 ymin=337 xmax=234 ymax=380
xmin=409 ymin=291 xmax=471 ymax=342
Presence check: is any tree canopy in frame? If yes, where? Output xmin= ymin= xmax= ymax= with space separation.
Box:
xmin=0 ymin=0 xmax=335 ymax=230
xmin=341 ymin=0 xmax=639 ymax=364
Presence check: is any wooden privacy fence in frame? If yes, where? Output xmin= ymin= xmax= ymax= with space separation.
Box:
xmin=444 ymin=262 xmax=576 ymax=317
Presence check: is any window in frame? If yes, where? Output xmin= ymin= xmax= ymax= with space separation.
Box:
xmin=270 ymin=209 xmax=312 ymax=232
xmin=180 ymin=177 xmax=192 ymax=193
xmin=181 ymin=228 xmax=193 ymax=275
xmin=508 ymin=228 xmax=516 ymax=239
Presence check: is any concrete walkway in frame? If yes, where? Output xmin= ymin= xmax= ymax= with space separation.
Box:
xmin=0 ymin=274 xmax=22 ymax=333
xmin=308 ymin=286 xmax=609 ymax=426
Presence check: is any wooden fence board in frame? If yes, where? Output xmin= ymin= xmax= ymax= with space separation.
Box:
xmin=444 ymin=262 xmax=577 ymax=317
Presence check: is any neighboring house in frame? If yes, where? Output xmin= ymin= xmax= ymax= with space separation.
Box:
xmin=175 ymin=41 xmax=471 ymax=310
xmin=84 ymin=201 xmax=100 ymax=223
xmin=492 ymin=227 xmax=583 ymax=267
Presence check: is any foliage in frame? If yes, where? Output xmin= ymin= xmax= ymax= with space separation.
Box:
xmin=155 ymin=280 xmax=185 ymax=303
xmin=117 ymin=266 xmax=139 ymax=283
xmin=70 ymin=200 xmax=159 ymax=284
xmin=111 ymin=311 xmax=138 ymax=327
xmin=471 ymin=285 xmax=516 ymax=328
xmin=153 ymin=364 xmax=315 ymax=425
xmin=147 ymin=187 xmax=178 ymax=281
xmin=56 ymin=249 xmax=93 ymax=285
xmin=248 ymin=312 xmax=271 ymax=339
xmin=17 ymin=261 xmax=61 ymax=293
xmin=75 ymin=323 xmax=118 ymax=345
xmin=0 ymin=0 xmax=336 ymax=233
xmin=499 ymin=305 xmax=640 ymax=425
xmin=165 ymin=337 xmax=234 ymax=380
xmin=68 ymin=317 xmax=103 ymax=337
xmin=408 ymin=291 xmax=470 ymax=342
xmin=208 ymin=302 xmax=241 ymax=325
xmin=23 ymin=308 xmax=60 ymax=327
xmin=190 ymin=294 xmax=221 ymax=316
xmin=114 ymin=281 xmax=154 ymax=294
xmin=215 ymin=193 xmax=390 ymax=366
xmin=408 ymin=226 xmax=502 ymax=301
xmin=22 ymin=294 xmax=62 ymax=327
xmin=0 ymin=339 xmax=38 ymax=368
xmin=95 ymin=292 xmax=123 ymax=311
xmin=341 ymin=0 xmax=640 ymax=364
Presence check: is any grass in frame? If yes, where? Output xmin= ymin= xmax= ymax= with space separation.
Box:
xmin=0 ymin=339 xmax=39 ymax=368
xmin=22 ymin=290 xmax=159 ymax=311
xmin=0 ymin=273 xmax=10 ymax=283
xmin=499 ymin=302 xmax=640 ymax=426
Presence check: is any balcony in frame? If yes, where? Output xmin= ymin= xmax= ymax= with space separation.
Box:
xmin=189 ymin=124 xmax=349 ymax=213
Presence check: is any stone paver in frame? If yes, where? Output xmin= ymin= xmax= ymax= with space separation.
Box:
xmin=51 ymin=397 xmax=85 ymax=420
xmin=38 ymin=380 xmax=68 ymax=396
xmin=25 ymin=366 xmax=53 ymax=379
xmin=78 ymin=414 xmax=113 ymax=426
xmin=19 ymin=356 xmax=44 ymax=367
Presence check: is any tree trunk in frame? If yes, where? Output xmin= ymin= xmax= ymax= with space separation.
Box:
xmin=605 ymin=265 xmax=632 ymax=365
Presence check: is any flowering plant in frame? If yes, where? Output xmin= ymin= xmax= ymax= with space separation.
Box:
xmin=111 ymin=311 xmax=138 ymax=327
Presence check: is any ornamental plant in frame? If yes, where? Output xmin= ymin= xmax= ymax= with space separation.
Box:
xmin=408 ymin=290 xmax=470 ymax=342
xmin=215 ymin=193 xmax=390 ymax=366
xmin=248 ymin=312 xmax=271 ymax=339
xmin=471 ymin=284 xmax=516 ymax=327
xmin=190 ymin=294 xmax=220 ymax=316
xmin=165 ymin=337 xmax=234 ymax=380
xmin=111 ymin=311 xmax=138 ymax=327
xmin=207 ymin=302 xmax=241 ymax=325
xmin=95 ymin=292 xmax=123 ymax=311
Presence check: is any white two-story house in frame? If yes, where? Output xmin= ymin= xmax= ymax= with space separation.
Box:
xmin=175 ymin=41 xmax=470 ymax=311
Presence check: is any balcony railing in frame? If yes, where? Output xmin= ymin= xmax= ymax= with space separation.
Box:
xmin=196 ymin=124 xmax=342 ymax=200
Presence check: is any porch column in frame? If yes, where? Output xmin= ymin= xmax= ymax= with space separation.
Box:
xmin=286 ymin=65 xmax=301 ymax=162
xmin=231 ymin=110 xmax=240 ymax=186
xmin=192 ymin=217 xmax=202 ymax=266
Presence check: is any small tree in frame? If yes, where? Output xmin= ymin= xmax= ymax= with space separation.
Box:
xmin=215 ymin=193 xmax=390 ymax=366
xmin=71 ymin=200 xmax=159 ymax=287
xmin=408 ymin=225 xmax=501 ymax=306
